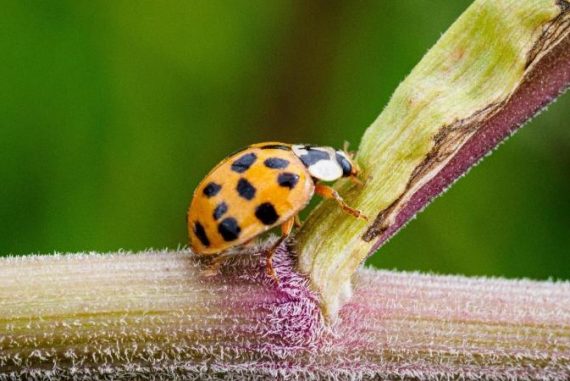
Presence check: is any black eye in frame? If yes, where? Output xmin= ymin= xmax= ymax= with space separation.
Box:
xmin=336 ymin=152 xmax=352 ymax=177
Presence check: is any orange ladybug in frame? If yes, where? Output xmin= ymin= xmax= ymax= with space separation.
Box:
xmin=187 ymin=142 xmax=367 ymax=279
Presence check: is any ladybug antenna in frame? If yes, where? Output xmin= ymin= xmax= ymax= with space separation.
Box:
xmin=343 ymin=141 xmax=356 ymax=160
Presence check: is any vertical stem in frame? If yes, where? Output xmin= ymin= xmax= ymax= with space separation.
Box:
xmin=296 ymin=0 xmax=570 ymax=318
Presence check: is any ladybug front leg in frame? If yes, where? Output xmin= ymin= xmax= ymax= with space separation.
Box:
xmin=315 ymin=184 xmax=368 ymax=221
xmin=265 ymin=217 xmax=295 ymax=283
xmin=294 ymin=214 xmax=302 ymax=228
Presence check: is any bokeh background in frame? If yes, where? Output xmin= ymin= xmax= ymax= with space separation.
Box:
xmin=2 ymin=1 xmax=569 ymax=280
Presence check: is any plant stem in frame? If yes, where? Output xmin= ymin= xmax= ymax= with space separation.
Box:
xmin=3 ymin=1 xmax=570 ymax=379
xmin=296 ymin=0 xmax=570 ymax=318
xmin=1 ymin=248 xmax=569 ymax=380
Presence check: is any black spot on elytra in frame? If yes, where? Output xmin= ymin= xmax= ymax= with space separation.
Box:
xmin=194 ymin=222 xmax=210 ymax=247
xmin=213 ymin=202 xmax=228 ymax=220
xmin=236 ymin=178 xmax=256 ymax=200
xmin=255 ymin=202 xmax=279 ymax=225
xmin=277 ymin=172 xmax=299 ymax=189
xmin=299 ymin=149 xmax=330 ymax=167
xmin=264 ymin=157 xmax=289 ymax=169
xmin=260 ymin=144 xmax=290 ymax=151
xmin=336 ymin=152 xmax=353 ymax=177
xmin=218 ymin=217 xmax=241 ymax=241
xmin=203 ymin=182 xmax=221 ymax=197
xmin=231 ymin=153 xmax=257 ymax=173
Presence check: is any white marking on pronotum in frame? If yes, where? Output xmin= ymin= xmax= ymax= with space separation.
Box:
xmin=292 ymin=145 xmax=343 ymax=182
xmin=308 ymin=157 xmax=343 ymax=181
xmin=291 ymin=145 xmax=309 ymax=158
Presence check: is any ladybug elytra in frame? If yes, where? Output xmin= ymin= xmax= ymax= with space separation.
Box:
xmin=188 ymin=142 xmax=367 ymax=280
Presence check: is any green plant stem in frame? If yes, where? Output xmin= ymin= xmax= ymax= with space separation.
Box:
xmin=296 ymin=0 xmax=570 ymax=318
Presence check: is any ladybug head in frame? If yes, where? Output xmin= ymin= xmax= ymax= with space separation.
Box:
xmin=336 ymin=143 xmax=364 ymax=186
xmin=334 ymin=150 xmax=356 ymax=178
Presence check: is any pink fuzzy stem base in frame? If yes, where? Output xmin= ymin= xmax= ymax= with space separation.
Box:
xmin=1 ymin=245 xmax=569 ymax=380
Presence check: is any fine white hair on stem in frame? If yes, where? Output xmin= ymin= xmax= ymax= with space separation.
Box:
xmin=1 ymin=246 xmax=569 ymax=380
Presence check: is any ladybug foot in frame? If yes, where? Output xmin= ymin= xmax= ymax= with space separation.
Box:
xmin=315 ymin=183 xmax=368 ymax=222
xmin=341 ymin=204 xmax=369 ymax=222
xmin=265 ymin=254 xmax=280 ymax=284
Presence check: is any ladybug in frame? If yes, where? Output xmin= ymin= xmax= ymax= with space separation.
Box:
xmin=187 ymin=142 xmax=367 ymax=280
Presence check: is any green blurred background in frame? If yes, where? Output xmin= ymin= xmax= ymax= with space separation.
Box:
xmin=2 ymin=1 xmax=569 ymax=280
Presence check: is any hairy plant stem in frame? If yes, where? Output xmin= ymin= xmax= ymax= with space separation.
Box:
xmin=1 ymin=247 xmax=569 ymax=380
xmin=296 ymin=0 xmax=570 ymax=318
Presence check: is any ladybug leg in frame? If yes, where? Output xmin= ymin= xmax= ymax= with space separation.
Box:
xmin=294 ymin=214 xmax=302 ymax=228
xmin=315 ymin=184 xmax=368 ymax=221
xmin=201 ymin=254 xmax=229 ymax=277
xmin=349 ymin=175 xmax=365 ymax=187
xmin=265 ymin=217 xmax=295 ymax=283
xmin=202 ymin=237 xmax=260 ymax=277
